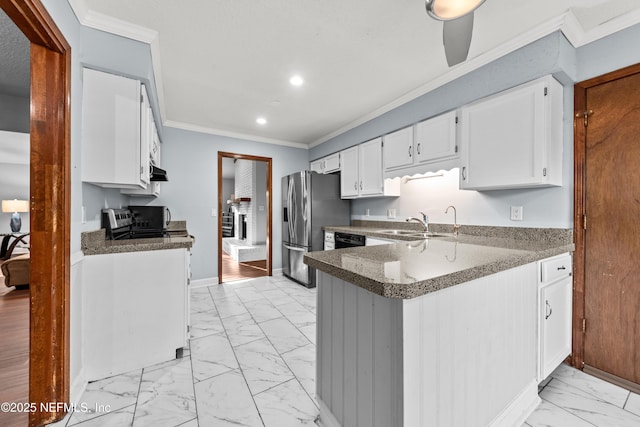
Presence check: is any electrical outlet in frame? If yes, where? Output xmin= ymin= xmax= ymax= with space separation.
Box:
xmin=510 ymin=206 xmax=523 ymax=221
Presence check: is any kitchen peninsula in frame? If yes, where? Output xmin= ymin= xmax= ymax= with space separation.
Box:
xmin=80 ymin=222 xmax=194 ymax=381
xmin=304 ymin=226 xmax=573 ymax=427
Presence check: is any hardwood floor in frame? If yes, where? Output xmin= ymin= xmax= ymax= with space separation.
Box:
xmin=221 ymin=252 xmax=267 ymax=283
xmin=0 ymin=285 xmax=29 ymax=427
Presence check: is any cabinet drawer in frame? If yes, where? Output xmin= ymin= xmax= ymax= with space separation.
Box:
xmin=540 ymin=255 xmax=572 ymax=283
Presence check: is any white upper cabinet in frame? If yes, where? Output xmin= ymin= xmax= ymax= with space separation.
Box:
xmin=340 ymin=146 xmax=360 ymax=198
xmin=81 ymin=68 xmax=152 ymax=189
xmin=459 ymin=75 xmax=563 ymax=190
xmin=383 ymin=111 xmax=458 ymax=176
xmin=383 ymin=126 xmax=414 ymax=170
xmin=310 ymin=152 xmax=340 ymax=174
xmin=414 ymin=110 xmax=457 ymax=164
xmin=340 ymin=138 xmax=400 ymax=199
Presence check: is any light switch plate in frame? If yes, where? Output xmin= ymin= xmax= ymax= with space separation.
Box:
xmin=510 ymin=206 xmax=523 ymax=221
xmin=387 ymin=208 xmax=396 ymax=219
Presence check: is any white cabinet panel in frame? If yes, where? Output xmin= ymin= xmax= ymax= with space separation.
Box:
xmin=340 ymin=139 xmax=399 ymax=199
xmin=383 ymin=127 xmax=414 ymax=170
xmin=83 ymin=248 xmax=189 ymax=381
xmin=340 ymin=146 xmax=359 ymax=198
xmin=537 ymin=253 xmax=572 ymax=381
xmin=311 ymin=153 xmax=341 ymax=174
xmin=415 ymin=110 xmax=457 ymax=163
xmin=81 ymin=68 xmax=148 ymax=189
xmin=310 ymin=159 xmax=324 ymax=174
xmin=459 ymin=75 xmax=563 ymax=190
xmin=359 ymin=138 xmax=384 ymax=196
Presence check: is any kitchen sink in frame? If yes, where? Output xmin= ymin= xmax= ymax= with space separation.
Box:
xmin=374 ymin=229 xmax=418 ymax=235
xmin=375 ymin=229 xmax=450 ymax=239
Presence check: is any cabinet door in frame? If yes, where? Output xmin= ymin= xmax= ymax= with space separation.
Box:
xmin=359 ymin=138 xmax=384 ymax=196
xmin=324 ymin=153 xmax=341 ymax=173
xmin=340 ymin=146 xmax=359 ymax=198
xmin=540 ymin=278 xmax=572 ymax=380
xmin=81 ymin=68 xmax=144 ymax=188
xmin=460 ymin=77 xmax=561 ymax=190
xmin=383 ymin=127 xmax=414 ymax=170
xmin=415 ymin=111 xmax=457 ymax=163
xmin=139 ymin=85 xmax=151 ymax=186
xmin=310 ymin=159 xmax=324 ymax=174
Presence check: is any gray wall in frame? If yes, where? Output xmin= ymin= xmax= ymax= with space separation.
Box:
xmin=0 ymin=93 xmax=29 ymax=133
xmin=308 ymin=26 xmax=640 ymax=229
xmin=152 ymin=127 xmax=308 ymax=280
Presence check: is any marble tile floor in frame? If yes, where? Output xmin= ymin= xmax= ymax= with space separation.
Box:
xmin=46 ymin=274 xmax=640 ymax=427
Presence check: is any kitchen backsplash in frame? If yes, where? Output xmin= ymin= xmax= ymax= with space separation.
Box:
xmin=350 ymin=168 xmax=572 ymax=229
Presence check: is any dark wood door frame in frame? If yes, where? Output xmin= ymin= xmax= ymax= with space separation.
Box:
xmin=217 ymin=151 xmax=273 ymax=284
xmin=572 ymin=62 xmax=640 ymax=373
xmin=1 ymin=0 xmax=71 ymax=425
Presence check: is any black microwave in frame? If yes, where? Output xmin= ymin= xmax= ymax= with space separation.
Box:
xmin=128 ymin=205 xmax=171 ymax=231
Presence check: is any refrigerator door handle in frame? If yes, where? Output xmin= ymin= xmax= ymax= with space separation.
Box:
xmin=284 ymin=245 xmax=307 ymax=252
xmin=288 ymin=176 xmax=295 ymax=239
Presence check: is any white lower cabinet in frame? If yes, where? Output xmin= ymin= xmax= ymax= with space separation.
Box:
xmin=83 ymin=248 xmax=189 ymax=381
xmin=538 ymin=253 xmax=572 ymax=381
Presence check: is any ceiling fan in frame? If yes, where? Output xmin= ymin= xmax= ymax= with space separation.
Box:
xmin=425 ymin=0 xmax=486 ymax=67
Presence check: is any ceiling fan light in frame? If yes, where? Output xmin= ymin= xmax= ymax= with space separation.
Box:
xmin=426 ymin=0 xmax=485 ymax=20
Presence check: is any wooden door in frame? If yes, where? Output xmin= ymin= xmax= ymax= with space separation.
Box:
xmin=580 ymin=69 xmax=640 ymax=388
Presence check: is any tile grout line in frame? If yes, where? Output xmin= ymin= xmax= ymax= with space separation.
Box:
xmin=538 ymin=394 xmax=600 ymax=427
xmin=207 ymin=284 xmax=267 ymax=427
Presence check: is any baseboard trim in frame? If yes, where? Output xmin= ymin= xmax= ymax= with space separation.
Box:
xmin=69 ymin=368 xmax=88 ymax=405
xmin=489 ymin=380 xmax=540 ymax=427
xmin=584 ymin=365 xmax=640 ymax=394
xmin=190 ymin=277 xmax=219 ymax=287
xmin=317 ymin=398 xmax=341 ymax=427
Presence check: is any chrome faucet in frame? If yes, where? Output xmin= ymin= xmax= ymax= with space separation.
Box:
xmin=445 ymin=205 xmax=459 ymax=237
xmin=407 ymin=211 xmax=429 ymax=233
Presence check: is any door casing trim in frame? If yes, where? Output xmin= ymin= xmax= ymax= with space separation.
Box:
xmin=217 ymin=151 xmax=273 ymax=284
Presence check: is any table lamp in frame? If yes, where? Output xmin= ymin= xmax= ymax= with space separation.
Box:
xmin=2 ymin=199 xmax=29 ymax=232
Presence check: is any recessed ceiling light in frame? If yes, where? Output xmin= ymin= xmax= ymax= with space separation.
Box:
xmin=256 ymin=117 xmax=267 ymax=125
xmin=289 ymin=75 xmax=304 ymax=87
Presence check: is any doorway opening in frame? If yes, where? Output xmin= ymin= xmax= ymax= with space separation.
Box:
xmin=573 ymin=63 xmax=640 ymax=394
xmin=217 ymin=152 xmax=272 ymax=284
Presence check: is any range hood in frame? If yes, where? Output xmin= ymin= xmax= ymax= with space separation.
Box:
xmin=150 ymin=165 xmax=168 ymax=182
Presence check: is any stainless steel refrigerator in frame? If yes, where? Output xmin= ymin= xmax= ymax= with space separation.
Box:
xmin=282 ymin=171 xmax=350 ymax=287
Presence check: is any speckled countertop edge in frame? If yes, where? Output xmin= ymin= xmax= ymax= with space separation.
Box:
xmin=306 ymin=224 xmax=574 ymax=300
xmin=81 ymin=222 xmax=194 ymax=256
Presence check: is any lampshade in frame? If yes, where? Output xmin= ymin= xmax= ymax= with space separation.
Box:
xmin=2 ymin=199 xmax=29 ymax=213
xmin=426 ymin=0 xmax=485 ymax=20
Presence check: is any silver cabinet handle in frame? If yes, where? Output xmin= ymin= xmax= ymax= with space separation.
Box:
xmin=360 ymin=181 xmax=363 ymax=190
xmin=545 ymin=300 xmax=553 ymax=320
xmin=354 ymin=181 xmax=357 ymax=190
xmin=408 ymin=146 xmax=412 ymax=157
xmin=417 ymin=143 xmax=421 ymax=155
xmin=557 ymin=266 xmax=566 ymax=270
xmin=462 ymin=166 xmax=467 ymax=180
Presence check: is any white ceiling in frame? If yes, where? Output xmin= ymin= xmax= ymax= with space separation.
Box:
xmin=4 ymin=1 xmax=640 ymax=148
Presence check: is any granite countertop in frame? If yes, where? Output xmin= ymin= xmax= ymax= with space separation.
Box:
xmin=82 ymin=221 xmax=194 ymax=255
xmin=305 ymin=223 xmax=574 ymax=300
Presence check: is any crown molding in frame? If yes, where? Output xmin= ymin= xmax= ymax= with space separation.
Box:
xmin=310 ymin=9 xmax=640 ymax=147
xmin=163 ymin=120 xmax=309 ymax=150
xmin=68 ymin=1 xmax=640 ymax=150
